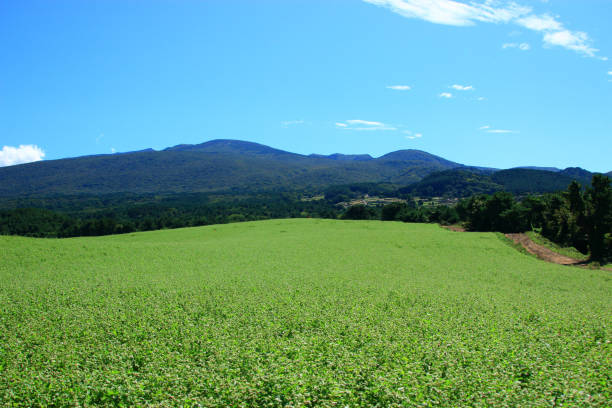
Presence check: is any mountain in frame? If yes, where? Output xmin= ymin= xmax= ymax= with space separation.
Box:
xmin=0 ymin=140 xmax=462 ymax=197
xmin=558 ymin=167 xmax=594 ymax=184
xmin=401 ymin=169 xmax=502 ymax=197
xmin=515 ymin=166 xmax=561 ymax=172
xmin=378 ymin=150 xmax=458 ymax=166
xmin=309 ymin=153 xmax=374 ymax=161
xmin=491 ymin=169 xmax=581 ymax=194
xmin=164 ymin=139 xmax=301 ymax=160
xmin=401 ymin=167 xmax=602 ymax=198
xmin=2 ymin=139 xmax=604 ymax=199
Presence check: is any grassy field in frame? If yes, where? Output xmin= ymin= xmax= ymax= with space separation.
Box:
xmin=1 ymin=219 xmax=610 ymax=407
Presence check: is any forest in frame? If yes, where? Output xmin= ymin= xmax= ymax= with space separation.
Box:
xmin=1 ymin=174 xmax=610 ymax=261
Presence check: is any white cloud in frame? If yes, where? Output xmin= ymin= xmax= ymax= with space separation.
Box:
xmin=608 ymin=71 xmax=612 ymax=76
xmin=0 ymin=145 xmax=45 ymax=167
xmin=281 ymin=120 xmax=305 ymax=128
xmin=487 ymin=129 xmax=517 ymax=133
xmin=503 ymin=42 xmax=530 ymax=50
xmin=516 ymin=14 xmax=562 ymax=32
xmin=516 ymin=14 xmax=597 ymax=57
xmin=477 ymin=96 xmax=486 ymax=101
xmin=363 ymin=0 xmax=529 ymax=26
xmin=479 ymin=125 xmax=517 ymax=133
xmin=404 ymin=131 xmax=423 ymax=140
xmin=346 ymin=119 xmax=385 ymax=126
xmin=110 ymin=147 xmax=117 ymax=154
xmin=386 ymin=85 xmax=412 ymax=90
xmin=439 ymin=92 xmax=453 ymax=98
xmin=336 ymin=119 xmax=396 ymax=131
xmin=451 ymin=84 xmax=473 ymax=91
xmin=364 ymin=0 xmax=601 ymax=57
xmin=543 ymin=30 xmax=597 ymax=57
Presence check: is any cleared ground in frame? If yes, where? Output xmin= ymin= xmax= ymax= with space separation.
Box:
xmin=506 ymin=233 xmax=583 ymax=266
xmin=0 ymin=219 xmax=610 ymax=406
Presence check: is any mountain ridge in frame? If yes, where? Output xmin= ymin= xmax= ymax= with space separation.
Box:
xmin=0 ymin=140 xmax=462 ymax=197
xmin=0 ymin=139 xmax=606 ymax=198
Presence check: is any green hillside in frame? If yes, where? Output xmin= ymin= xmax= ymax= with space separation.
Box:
xmin=0 ymin=140 xmax=461 ymax=197
xmin=491 ymin=168 xmax=585 ymax=194
xmin=1 ymin=139 xmax=603 ymax=199
xmin=402 ymin=168 xmax=502 ymax=197
xmin=1 ymin=220 xmax=609 ymax=406
xmin=403 ymin=167 xmax=598 ymax=198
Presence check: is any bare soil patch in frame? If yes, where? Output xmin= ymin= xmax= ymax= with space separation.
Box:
xmin=442 ymin=225 xmax=466 ymax=232
xmin=505 ymin=233 xmax=583 ymax=266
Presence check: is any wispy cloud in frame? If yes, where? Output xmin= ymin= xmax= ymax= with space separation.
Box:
xmin=479 ymin=125 xmax=517 ymax=134
xmin=110 ymin=147 xmax=117 ymax=154
xmin=387 ymin=85 xmax=412 ymax=90
xmin=487 ymin=129 xmax=517 ymax=133
xmin=502 ymin=42 xmax=530 ymax=50
xmin=364 ymin=0 xmax=602 ymax=58
xmin=0 ymin=145 xmax=45 ymax=167
xmin=477 ymin=96 xmax=486 ymax=101
xmin=439 ymin=92 xmax=453 ymax=98
xmin=364 ymin=0 xmax=529 ymax=26
xmin=543 ymin=30 xmax=597 ymax=57
xmin=281 ymin=120 xmax=305 ymax=128
xmin=346 ymin=119 xmax=385 ymax=126
xmin=516 ymin=14 xmax=600 ymax=58
xmin=451 ymin=84 xmax=474 ymax=91
xmin=516 ymin=14 xmax=561 ymax=31
xmin=403 ymin=130 xmax=423 ymax=139
xmin=336 ymin=119 xmax=396 ymax=131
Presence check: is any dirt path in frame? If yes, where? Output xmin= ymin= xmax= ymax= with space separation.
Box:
xmin=505 ymin=233 xmax=583 ymax=265
xmin=441 ymin=226 xmax=611 ymax=270
xmin=442 ymin=225 xmax=466 ymax=232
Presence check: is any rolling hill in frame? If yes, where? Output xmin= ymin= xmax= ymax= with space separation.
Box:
xmin=2 ymin=220 xmax=610 ymax=405
xmin=403 ymin=167 xmax=600 ymax=197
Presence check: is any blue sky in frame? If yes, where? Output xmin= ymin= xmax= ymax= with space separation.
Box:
xmin=1 ymin=0 xmax=610 ymax=172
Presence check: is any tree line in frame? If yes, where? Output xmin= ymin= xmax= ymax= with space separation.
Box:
xmin=343 ymin=174 xmax=611 ymax=261
xmin=0 ymin=193 xmax=339 ymax=238
xmin=2 ymin=175 xmax=610 ymax=261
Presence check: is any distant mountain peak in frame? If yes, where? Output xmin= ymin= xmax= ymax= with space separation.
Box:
xmin=559 ymin=167 xmax=594 ymax=183
xmin=378 ymin=149 xmax=461 ymax=167
xmin=164 ymin=139 xmax=304 ymax=158
xmin=309 ymin=153 xmax=373 ymax=161
xmin=514 ymin=166 xmax=561 ymax=172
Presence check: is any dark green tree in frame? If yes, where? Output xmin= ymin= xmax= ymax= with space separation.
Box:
xmin=381 ymin=202 xmax=409 ymax=221
xmin=584 ymin=175 xmax=612 ymax=261
xmin=342 ymin=205 xmax=375 ymax=220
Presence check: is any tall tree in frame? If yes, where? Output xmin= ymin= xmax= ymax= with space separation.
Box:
xmin=584 ymin=175 xmax=612 ymax=261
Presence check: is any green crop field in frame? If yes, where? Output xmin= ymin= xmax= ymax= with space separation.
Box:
xmin=1 ymin=219 xmax=610 ymax=407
